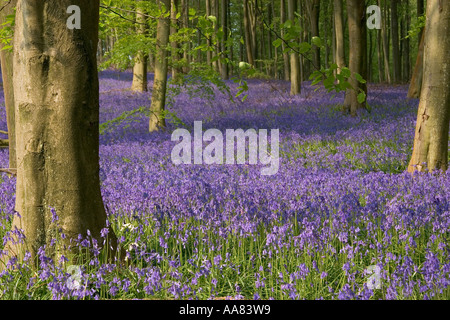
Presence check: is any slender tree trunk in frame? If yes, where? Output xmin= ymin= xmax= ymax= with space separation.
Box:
xmin=280 ymin=0 xmax=290 ymax=81
xmin=417 ymin=0 xmax=424 ymax=44
xmin=391 ymin=0 xmax=401 ymax=83
xmin=380 ymin=0 xmax=391 ymax=83
xmin=181 ymin=0 xmax=189 ymax=74
xmin=402 ymin=1 xmax=410 ymax=83
xmin=334 ymin=0 xmax=346 ymax=77
xmin=408 ymin=1 xmax=450 ymax=173
xmin=407 ymin=27 xmax=425 ymax=98
xmin=0 ymin=0 xmax=17 ymax=170
xmin=243 ymin=0 xmax=254 ymax=66
xmin=345 ymin=0 xmax=367 ymax=116
xmin=150 ymin=0 xmax=171 ymax=132
xmin=206 ymin=0 xmax=212 ymax=66
xmin=308 ymin=0 xmax=320 ymax=70
xmin=288 ymin=0 xmax=301 ymax=95
xmin=220 ymin=0 xmax=229 ymax=79
xmin=131 ymin=0 xmax=149 ymax=92
xmin=377 ymin=28 xmax=384 ymax=83
xmin=6 ymin=0 xmax=117 ymax=264
xmin=211 ymin=0 xmax=220 ymax=73
xmin=170 ymin=0 xmax=181 ymax=80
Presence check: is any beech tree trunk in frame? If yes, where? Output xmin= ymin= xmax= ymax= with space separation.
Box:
xmin=408 ymin=26 xmax=425 ymax=99
xmin=149 ymin=0 xmax=170 ymax=132
xmin=307 ymin=0 xmax=320 ymax=70
xmin=345 ymin=0 xmax=367 ymax=116
xmin=0 ymin=0 xmax=17 ymax=169
xmin=221 ymin=0 xmax=229 ymax=80
xmin=280 ymin=0 xmax=290 ymax=81
xmin=243 ymin=0 xmax=255 ymax=66
xmin=334 ymin=0 xmax=345 ymax=77
xmin=380 ymin=0 xmax=391 ymax=83
xmin=7 ymin=0 xmax=116 ymax=263
xmin=131 ymin=0 xmax=149 ymax=92
xmin=287 ymin=0 xmax=301 ymax=95
xmin=408 ymin=2 xmax=450 ymax=173
xmin=391 ymin=0 xmax=401 ymax=83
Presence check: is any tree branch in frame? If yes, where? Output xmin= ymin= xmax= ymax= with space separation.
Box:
xmin=0 ymin=168 xmax=16 ymax=175
xmin=0 ymin=139 xmax=8 ymax=147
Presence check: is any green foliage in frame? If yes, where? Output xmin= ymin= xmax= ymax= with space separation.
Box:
xmin=406 ymin=14 xmax=426 ymax=39
xmin=0 ymin=6 xmax=15 ymax=52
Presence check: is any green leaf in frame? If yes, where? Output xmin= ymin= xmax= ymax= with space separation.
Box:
xmin=273 ymin=38 xmax=283 ymax=48
xmin=298 ymin=42 xmax=311 ymax=54
xmin=355 ymin=73 xmax=367 ymax=84
xmin=311 ymin=36 xmax=322 ymax=47
xmin=357 ymin=92 xmax=366 ymax=104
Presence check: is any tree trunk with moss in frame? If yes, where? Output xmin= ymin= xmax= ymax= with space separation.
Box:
xmin=408 ymin=2 xmax=450 ymax=173
xmin=0 ymin=0 xmax=17 ymax=169
xmin=5 ymin=0 xmax=117 ymax=264
xmin=149 ymin=0 xmax=170 ymax=132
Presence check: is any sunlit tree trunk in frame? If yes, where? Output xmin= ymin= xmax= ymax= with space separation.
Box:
xmin=6 ymin=0 xmax=117 ymax=264
xmin=0 ymin=0 xmax=17 ymax=169
xmin=287 ymin=0 xmax=301 ymax=95
xmin=407 ymin=27 xmax=425 ymax=99
xmin=280 ymin=0 xmax=290 ymax=81
xmin=408 ymin=2 xmax=450 ymax=173
xmin=307 ymin=0 xmax=320 ymax=70
xmin=221 ymin=0 xmax=229 ymax=80
xmin=345 ymin=0 xmax=367 ymax=116
xmin=334 ymin=0 xmax=345 ymax=77
xmin=170 ymin=0 xmax=180 ymax=80
xmin=131 ymin=0 xmax=149 ymax=92
xmin=149 ymin=0 xmax=170 ymax=132
xmin=391 ymin=0 xmax=401 ymax=83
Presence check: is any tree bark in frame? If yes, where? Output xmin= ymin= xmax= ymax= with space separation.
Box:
xmin=243 ymin=0 xmax=255 ymax=66
xmin=307 ymin=0 xmax=320 ymax=70
xmin=7 ymin=0 xmax=117 ymax=263
xmin=149 ymin=0 xmax=170 ymax=132
xmin=280 ymin=0 xmax=290 ymax=81
xmin=407 ymin=27 xmax=425 ymax=99
xmin=345 ymin=0 xmax=367 ymax=116
xmin=380 ymin=0 xmax=391 ymax=83
xmin=408 ymin=1 xmax=450 ymax=173
xmin=287 ymin=0 xmax=301 ymax=95
xmin=334 ymin=0 xmax=345 ymax=77
xmin=170 ymin=0 xmax=181 ymax=80
xmin=0 ymin=0 xmax=17 ymax=169
xmin=391 ymin=0 xmax=401 ymax=83
xmin=131 ymin=0 xmax=149 ymax=92
xmin=220 ymin=0 xmax=229 ymax=80
xmin=417 ymin=0 xmax=424 ymax=44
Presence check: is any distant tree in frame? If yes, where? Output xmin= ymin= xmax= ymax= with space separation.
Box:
xmin=333 ymin=0 xmax=346 ymax=78
xmin=0 ymin=0 xmax=17 ymax=169
xmin=345 ymin=0 xmax=367 ymax=116
xmin=131 ymin=0 xmax=149 ymax=92
xmin=407 ymin=27 xmax=424 ymax=99
xmin=391 ymin=0 xmax=401 ymax=83
xmin=408 ymin=2 xmax=450 ymax=172
xmin=149 ymin=0 xmax=170 ymax=132
xmin=287 ymin=0 xmax=300 ymax=95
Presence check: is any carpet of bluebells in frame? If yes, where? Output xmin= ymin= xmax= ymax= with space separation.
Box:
xmin=0 ymin=70 xmax=449 ymax=300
